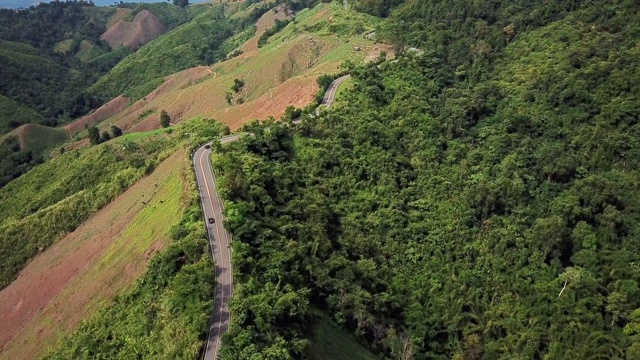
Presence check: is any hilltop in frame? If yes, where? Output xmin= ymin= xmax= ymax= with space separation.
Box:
xmin=101 ymin=9 xmax=166 ymax=50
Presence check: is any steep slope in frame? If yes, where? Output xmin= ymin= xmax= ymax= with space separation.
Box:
xmin=91 ymin=4 xmax=232 ymax=102
xmin=87 ymin=2 xmax=389 ymax=136
xmin=65 ymin=96 xmax=131 ymax=137
xmin=39 ymin=119 xmax=223 ymax=359
xmin=0 ymin=150 xmax=187 ymax=360
xmin=101 ymin=9 xmax=167 ymax=50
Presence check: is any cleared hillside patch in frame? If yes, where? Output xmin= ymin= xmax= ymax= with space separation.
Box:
xmin=0 ymin=130 xmax=176 ymax=290
xmin=75 ymin=40 xmax=105 ymax=62
xmin=101 ymin=10 xmax=167 ymax=50
xmin=0 ymin=150 xmax=187 ymax=360
xmin=42 ymin=119 xmax=222 ymax=358
xmin=65 ymin=95 xmax=130 ymax=137
xmin=14 ymin=124 xmax=69 ymax=156
xmin=84 ymin=1 xmax=390 ymax=135
xmin=53 ymin=39 xmax=74 ymax=54
xmin=91 ymin=4 xmax=232 ymax=101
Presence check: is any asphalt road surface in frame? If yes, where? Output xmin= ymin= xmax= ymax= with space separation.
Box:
xmin=195 ymin=75 xmax=349 ymax=360
xmin=318 ymin=74 xmax=350 ymax=113
xmin=193 ymin=135 xmax=238 ymax=360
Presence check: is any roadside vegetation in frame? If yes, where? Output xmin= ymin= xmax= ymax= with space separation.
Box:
xmin=43 ymin=158 xmax=215 ymax=359
xmin=213 ymin=0 xmax=640 ymax=358
xmin=0 ymin=118 xmax=224 ymax=291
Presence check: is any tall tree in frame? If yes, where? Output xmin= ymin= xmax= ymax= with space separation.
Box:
xmin=88 ymin=126 xmax=100 ymax=145
xmin=160 ymin=110 xmax=171 ymax=128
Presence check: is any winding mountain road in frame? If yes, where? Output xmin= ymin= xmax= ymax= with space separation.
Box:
xmin=194 ymin=75 xmax=350 ymax=360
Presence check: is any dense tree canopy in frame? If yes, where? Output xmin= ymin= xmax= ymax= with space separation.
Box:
xmin=214 ymin=1 xmax=640 ymax=358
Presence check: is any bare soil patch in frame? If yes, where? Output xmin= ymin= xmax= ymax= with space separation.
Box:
xmin=219 ymin=76 xmax=318 ymax=129
xmin=101 ymin=10 xmax=166 ymax=50
xmin=241 ymin=5 xmax=293 ymax=54
xmin=65 ymin=96 xmax=130 ymax=136
xmin=0 ymin=151 xmax=187 ymax=360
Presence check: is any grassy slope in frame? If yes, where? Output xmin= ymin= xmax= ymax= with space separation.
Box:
xmin=86 ymin=2 xmax=390 ymax=136
xmin=41 ymin=119 xmax=221 ymax=359
xmin=0 ymin=151 xmax=187 ymax=360
xmin=0 ymin=128 xmax=178 ymax=290
xmin=14 ymin=124 xmax=69 ymax=156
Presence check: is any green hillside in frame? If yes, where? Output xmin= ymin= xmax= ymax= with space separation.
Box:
xmin=36 ymin=119 xmax=225 ymax=359
xmin=0 ymin=40 xmax=73 ymax=127
xmin=90 ymin=4 xmax=234 ymax=101
xmin=2 ymin=0 xmax=640 ymax=359
xmin=16 ymin=124 xmax=69 ymax=156
xmin=0 ymin=118 xmax=223 ymax=290
xmin=211 ymin=1 xmax=640 ymax=359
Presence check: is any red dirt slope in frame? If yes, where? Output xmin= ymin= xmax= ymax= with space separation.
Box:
xmin=101 ymin=10 xmax=166 ymax=50
xmin=65 ymin=96 xmax=130 ymax=136
xmin=0 ymin=151 xmax=187 ymax=359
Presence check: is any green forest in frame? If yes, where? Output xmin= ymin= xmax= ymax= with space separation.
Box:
xmin=210 ymin=0 xmax=640 ymax=359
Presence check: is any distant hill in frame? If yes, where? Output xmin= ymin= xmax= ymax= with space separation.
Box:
xmin=101 ymin=9 xmax=166 ymax=50
xmin=0 ymin=39 xmax=77 ymax=128
xmin=91 ymin=4 xmax=234 ymax=101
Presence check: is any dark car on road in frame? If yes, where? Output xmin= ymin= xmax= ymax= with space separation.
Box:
xmin=205 ymin=144 xmax=211 ymax=149
xmin=208 ymin=217 xmax=215 ymax=224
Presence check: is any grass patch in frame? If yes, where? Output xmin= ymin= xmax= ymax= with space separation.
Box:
xmin=53 ymin=39 xmax=74 ymax=54
xmin=76 ymin=40 xmax=105 ymax=62
xmin=17 ymin=124 xmax=69 ymax=156
xmin=0 ymin=152 xmax=187 ymax=360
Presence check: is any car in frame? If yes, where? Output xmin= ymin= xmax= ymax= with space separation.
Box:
xmin=208 ymin=217 xmax=215 ymax=224
xmin=205 ymin=144 xmax=211 ymax=149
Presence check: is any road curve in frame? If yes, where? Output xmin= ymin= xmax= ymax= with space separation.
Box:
xmin=319 ymin=74 xmax=351 ymax=110
xmin=195 ymin=75 xmax=349 ymax=360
